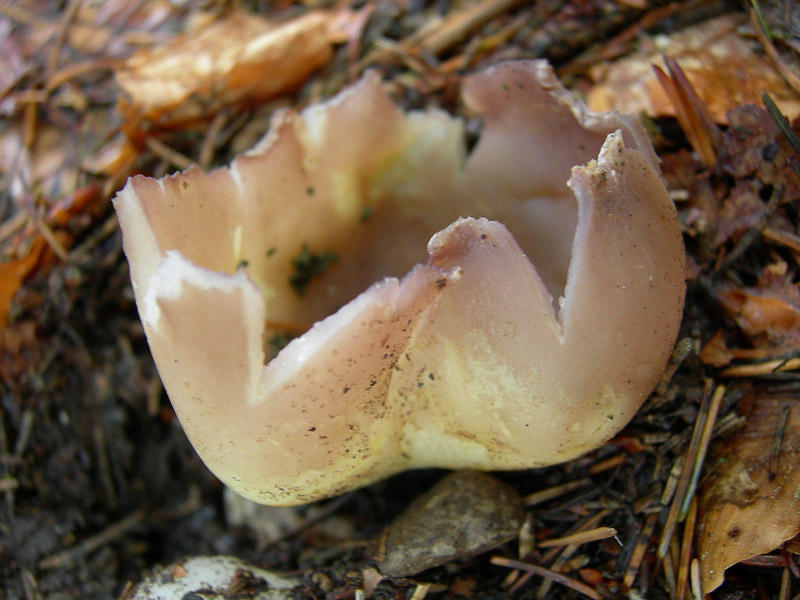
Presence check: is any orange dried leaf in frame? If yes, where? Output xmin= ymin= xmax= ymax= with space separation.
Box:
xmin=115 ymin=10 xmax=334 ymax=131
xmin=718 ymin=290 xmax=800 ymax=346
xmin=652 ymin=57 xmax=719 ymax=167
xmin=717 ymin=262 xmax=800 ymax=351
xmin=699 ymin=330 xmax=735 ymax=368
xmin=697 ymin=390 xmax=800 ymax=592
xmin=588 ymin=15 xmax=800 ymax=124
xmin=0 ymin=236 xmax=47 ymax=330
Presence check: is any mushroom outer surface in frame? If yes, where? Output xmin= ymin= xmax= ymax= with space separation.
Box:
xmin=114 ymin=60 xmax=685 ymax=505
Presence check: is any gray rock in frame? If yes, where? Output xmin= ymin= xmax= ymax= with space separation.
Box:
xmin=377 ymin=471 xmax=524 ymax=577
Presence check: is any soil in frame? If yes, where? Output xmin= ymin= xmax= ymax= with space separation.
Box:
xmin=1 ymin=0 xmax=798 ymax=598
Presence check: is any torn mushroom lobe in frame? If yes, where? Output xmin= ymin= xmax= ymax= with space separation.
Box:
xmin=114 ymin=60 xmax=685 ymax=505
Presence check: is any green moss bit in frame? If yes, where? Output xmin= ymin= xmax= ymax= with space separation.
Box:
xmin=265 ymin=246 xmax=277 ymax=258
xmin=267 ymin=332 xmax=296 ymax=359
xmin=289 ymin=243 xmax=338 ymax=295
xmin=359 ymin=206 xmax=374 ymax=223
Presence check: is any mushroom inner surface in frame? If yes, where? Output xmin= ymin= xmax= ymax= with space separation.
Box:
xmin=131 ymin=62 xmax=657 ymax=364
xmin=210 ymin=67 xmax=643 ymax=356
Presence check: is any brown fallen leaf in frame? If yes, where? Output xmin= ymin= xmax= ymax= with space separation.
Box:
xmin=696 ymin=388 xmax=800 ymax=593
xmin=652 ymin=55 xmax=721 ymax=167
xmin=588 ymin=14 xmax=800 ymax=124
xmin=719 ymin=104 xmax=800 ymax=200
xmin=698 ymin=330 xmax=775 ymax=368
xmin=717 ymin=261 xmax=800 ymax=352
xmin=0 ymin=236 xmax=47 ymax=330
xmin=115 ymin=10 xmax=334 ymax=134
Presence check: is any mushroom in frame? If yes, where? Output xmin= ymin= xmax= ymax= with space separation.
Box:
xmin=114 ymin=60 xmax=685 ymax=505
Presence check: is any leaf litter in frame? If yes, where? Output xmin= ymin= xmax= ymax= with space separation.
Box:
xmin=0 ymin=0 xmax=799 ymax=598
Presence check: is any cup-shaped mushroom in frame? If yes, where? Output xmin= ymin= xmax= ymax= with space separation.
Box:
xmin=114 ymin=60 xmax=685 ymax=505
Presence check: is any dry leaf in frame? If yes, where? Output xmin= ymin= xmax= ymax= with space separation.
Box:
xmin=714 ymin=181 xmax=766 ymax=246
xmin=717 ymin=261 xmax=800 ymax=352
xmin=115 ymin=10 xmax=334 ymax=132
xmin=652 ymin=56 xmax=720 ymax=167
xmin=0 ymin=236 xmax=47 ymax=330
xmin=588 ymin=15 xmax=800 ymax=123
xmin=719 ymin=104 xmax=800 ymax=200
xmin=0 ymin=124 xmax=82 ymax=204
xmin=697 ymin=389 xmax=800 ymax=592
xmin=699 ymin=330 xmax=736 ymax=368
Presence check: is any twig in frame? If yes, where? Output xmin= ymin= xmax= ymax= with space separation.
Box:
xmin=762 ymin=226 xmax=800 ymax=253
xmin=690 ymin=558 xmax=702 ymax=599
xmin=144 ymin=137 xmax=195 ymax=171
xmin=46 ymin=58 xmax=124 ymax=92
xmin=45 ymin=0 xmax=84 ymax=81
xmin=624 ymin=512 xmax=657 ymax=589
xmin=0 ymin=477 xmax=19 ymax=491
xmin=762 ymin=92 xmax=800 ymax=155
xmin=39 ymin=510 xmax=145 ymax=569
xmin=263 ymin=493 xmax=354 ymax=548
xmin=93 ymin=425 xmax=117 ymax=511
xmin=538 ymin=527 xmax=617 ymax=548
xmin=356 ymin=0 xmax=525 ymax=73
xmin=587 ymin=454 xmax=626 ymax=475
xmin=491 ymin=556 xmax=602 ymax=600
xmin=409 ymin=583 xmax=431 ymax=600
xmin=778 ymin=566 xmax=791 ymax=600
xmin=408 ymin=0 xmax=524 ymax=56
xmin=721 ymin=356 xmax=800 ymax=377
xmin=198 ymin=110 xmax=229 ymax=171
xmin=769 ymin=405 xmax=791 ymax=480
xmin=510 ymin=511 xmax=609 ymax=596
xmin=750 ymin=4 xmax=800 ymax=96
xmin=523 ymin=478 xmax=591 ymax=506
xmin=31 ymin=217 xmax=69 ymax=262
xmin=676 ymin=496 xmax=697 ymax=600
xmin=657 ymin=380 xmax=715 ymax=558
xmin=679 ymin=384 xmax=724 ymax=520
xmin=69 ymin=214 xmax=119 ymax=264
xmin=717 ymin=184 xmax=782 ymax=274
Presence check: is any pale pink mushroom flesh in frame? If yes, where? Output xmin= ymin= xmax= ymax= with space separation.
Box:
xmin=114 ymin=60 xmax=685 ymax=505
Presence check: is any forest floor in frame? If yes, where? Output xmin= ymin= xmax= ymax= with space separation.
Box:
xmin=1 ymin=0 xmax=800 ymax=598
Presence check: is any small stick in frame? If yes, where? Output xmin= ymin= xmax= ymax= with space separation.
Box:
xmin=624 ymin=512 xmax=657 ymax=589
xmin=145 ymin=137 xmax=195 ymax=171
xmin=778 ymin=567 xmax=791 ymax=600
xmin=508 ymin=511 xmax=608 ymax=595
xmin=690 ymin=558 xmax=702 ymax=600
xmin=762 ymin=226 xmax=800 ymax=254
xmin=39 ymin=510 xmax=144 ymax=569
xmin=538 ymin=527 xmax=618 ymax=548
xmin=45 ymin=0 xmax=83 ymax=81
xmin=492 ymin=556 xmax=602 ymax=600
xmin=587 ymin=454 xmax=626 ymax=475
xmin=658 ymin=381 xmax=715 ymax=558
xmin=679 ymin=385 xmax=725 ymax=520
xmin=409 ymin=583 xmax=431 ymax=600
xmin=523 ymin=478 xmax=590 ymax=506
xmin=721 ymin=357 xmax=800 ymax=378
xmin=676 ymin=496 xmax=697 ymax=600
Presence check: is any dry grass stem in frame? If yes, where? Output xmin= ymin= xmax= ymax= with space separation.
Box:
xmin=523 ymin=478 xmax=591 ymax=507
xmin=491 ymin=556 xmax=602 ymax=600
xmin=538 ymin=527 xmax=618 ymax=548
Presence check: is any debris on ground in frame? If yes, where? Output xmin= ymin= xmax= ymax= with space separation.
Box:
xmin=0 ymin=1 xmax=799 ymax=598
